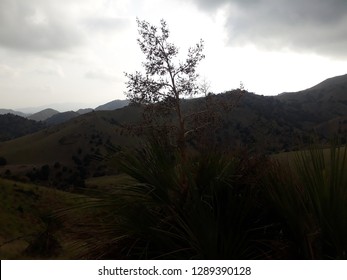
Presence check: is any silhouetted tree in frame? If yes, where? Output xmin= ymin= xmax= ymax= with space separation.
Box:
xmin=125 ymin=19 xmax=205 ymax=158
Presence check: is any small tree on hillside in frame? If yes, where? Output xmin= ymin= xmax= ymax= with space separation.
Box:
xmin=125 ymin=19 xmax=205 ymax=157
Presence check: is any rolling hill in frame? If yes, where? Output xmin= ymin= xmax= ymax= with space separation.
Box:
xmin=0 ymin=73 xmax=346 ymax=184
xmin=276 ymin=73 xmax=347 ymax=123
xmin=95 ymin=99 xmax=129 ymax=111
xmin=275 ymin=73 xmax=347 ymax=138
xmin=28 ymin=108 xmax=60 ymax=122
xmin=0 ymin=177 xmax=91 ymax=259
xmin=0 ymin=107 xmax=143 ymax=189
xmin=0 ymin=114 xmax=46 ymax=142
xmin=45 ymin=111 xmax=80 ymax=126
xmin=0 ymin=110 xmax=135 ymax=164
xmin=278 ymin=73 xmax=347 ymax=100
xmin=0 ymin=109 xmax=27 ymax=117
xmin=77 ymin=108 xmax=93 ymax=115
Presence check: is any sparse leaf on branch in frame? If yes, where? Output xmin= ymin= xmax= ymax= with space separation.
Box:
xmin=125 ymin=18 xmax=205 ymax=157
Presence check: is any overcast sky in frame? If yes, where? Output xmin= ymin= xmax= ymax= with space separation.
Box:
xmin=0 ymin=0 xmax=346 ymax=111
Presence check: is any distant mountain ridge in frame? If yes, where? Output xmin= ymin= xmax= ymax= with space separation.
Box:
xmin=95 ymin=99 xmax=129 ymax=111
xmin=77 ymin=108 xmax=93 ymax=115
xmin=309 ymin=74 xmax=347 ymax=91
xmin=45 ymin=111 xmax=80 ymax=125
xmin=1 ymin=99 xmax=129 ymax=121
xmin=1 ymin=73 xmax=347 ymax=186
xmin=0 ymin=109 xmax=27 ymax=117
xmin=275 ymin=73 xmax=347 ymax=125
xmin=28 ymin=108 xmax=60 ymax=122
xmin=277 ymin=73 xmax=347 ymax=101
xmin=1 ymin=73 xmax=347 ymax=153
xmin=0 ymin=114 xmax=46 ymax=142
xmin=0 ymin=100 xmax=130 ymax=142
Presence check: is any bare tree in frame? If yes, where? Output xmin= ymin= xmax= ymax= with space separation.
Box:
xmin=125 ymin=19 xmax=205 ymax=158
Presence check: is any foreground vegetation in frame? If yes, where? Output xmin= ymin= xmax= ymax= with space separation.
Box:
xmin=47 ymin=141 xmax=345 ymax=259
xmin=1 ymin=137 xmax=347 ymax=259
xmin=0 ymin=178 xmax=89 ymax=259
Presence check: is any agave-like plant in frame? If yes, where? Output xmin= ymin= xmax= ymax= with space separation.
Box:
xmin=266 ymin=142 xmax=347 ymax=259
xmin=295 ymin=142 xmax=347 ymax=258
xmin=60 ymin=138 xmax=269 ymax=259
xmin=265 ymin=160 xmax=318 ymax=259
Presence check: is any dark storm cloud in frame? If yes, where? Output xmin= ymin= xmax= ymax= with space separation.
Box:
xmin=0 ymin=0 xmax=84 ymax=52
xmin=190 ymin=0 xmax=347 ymax=57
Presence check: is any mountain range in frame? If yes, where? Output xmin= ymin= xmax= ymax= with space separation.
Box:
xmin=0 ymin=73 xmax=346 ymax=185
xmin=0 ymin=99 xmax=130 ymax=143
xmin=0 ymin=109 xmax=27 ymax=117
xmin=0 ymin=99 xmax=129 ymax=121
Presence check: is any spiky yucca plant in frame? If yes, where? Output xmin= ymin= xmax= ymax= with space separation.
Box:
xmin=295 ymin=143 xmax=347 ymax=258
xmin=266 ymin=143 xmax=347 ymax=259
xmin=61 ymin=140 xmax=268 ymax=259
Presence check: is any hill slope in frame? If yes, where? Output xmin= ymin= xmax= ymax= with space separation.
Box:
xmin=275 ymin=73 xmax=347 ymax=125
xmin=0 ymin=108 xmax=142 ymax=167
xmin=1 ymin=73 xmax=347 ymax=178
xmin=0 ymin=114 xmax=46 ymax=142
xmin=0 ymin=109 xmax=27 ymax=117
xmin=95 ymin=99 xmax=129 ymax=111
xmin=45 ymin=111 xmax=80 ymax=126
xmin=0 ymin=177 xmax=88 ymax=259
xmin=28 ymin=109 xmax=60 ymax=122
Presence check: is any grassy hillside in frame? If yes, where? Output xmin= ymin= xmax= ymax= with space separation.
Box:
xmin=95 ymin=99 xmax=129 ymax=111
xmin=0 ymin=178 xmax=86 ymax=259
xmin=28 ymin=108 xmax=60 ymax=122
xmin=0 ymin=107 xmax=145 ymax=190
xmin=0 ymin=114 xmax=46 ymax=142
xmin=0 ymin=109 xmax=141 ymax=166
xmin=276 ymin=74 xmax=347 ymax=125
xmin=45 ymin=111 xmax=80 ymax=125
xmin=0 ymin=109 xmax=27 ymax=117
xmin=1 ymin=74 xmax=347 ymax=185
xmin=0 ymin=89 xmax=333 ymax=174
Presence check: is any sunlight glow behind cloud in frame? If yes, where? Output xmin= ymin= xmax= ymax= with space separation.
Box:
xmin=0 ymin=0 xmax=345 ymax=110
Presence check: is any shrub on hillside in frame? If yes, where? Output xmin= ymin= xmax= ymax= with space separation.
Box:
xmin=60 ymin=141 xmax=271 ymax=259
xmin=265 ymin=143 xmax=347 ymax=259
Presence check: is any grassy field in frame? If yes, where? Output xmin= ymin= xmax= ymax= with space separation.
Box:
xmin=0 ymin=178 xmax=88 ymax=259
xmin=2 ymin=141 xmax=347 ymax=259
xmin=272 ymin=144 xmax=346 ymax=166
xmin=0 ymin=109 xmax=140 ymax=166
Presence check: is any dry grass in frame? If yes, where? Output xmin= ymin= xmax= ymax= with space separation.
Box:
xmin=0 ymin=178 xmax=87 ymax=259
